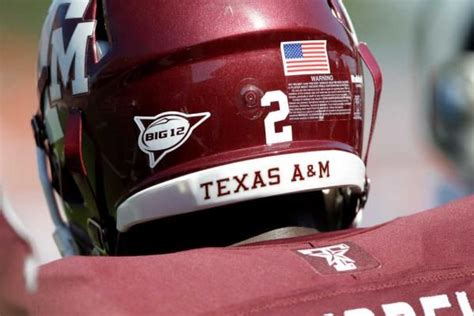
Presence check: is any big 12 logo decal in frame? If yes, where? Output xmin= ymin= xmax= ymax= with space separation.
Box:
xmin=39 ymin=0 xmax=95 ymax=143
xmin=134 ymin=112 xmax=211 ymax=168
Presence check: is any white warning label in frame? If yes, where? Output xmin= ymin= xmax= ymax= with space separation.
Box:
xmin=287 ymin=76 xmax=352 ymax=121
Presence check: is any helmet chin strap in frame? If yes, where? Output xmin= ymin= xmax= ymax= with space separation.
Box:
xmin=36 ymin=147 xmax=79 ymax=257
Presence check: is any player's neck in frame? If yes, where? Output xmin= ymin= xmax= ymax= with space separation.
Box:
xmin=232 ymin=227 xmax=319 ymax=246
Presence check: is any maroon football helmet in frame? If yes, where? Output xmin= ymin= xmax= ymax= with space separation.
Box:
xmin=32 ymin=0 xmax=382 ymax=256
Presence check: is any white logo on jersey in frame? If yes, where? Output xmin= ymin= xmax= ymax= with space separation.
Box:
xmin=298 ymin=243 xmax=356 ymax=272
xmin=134 ymin=112 xmax=210 ymax=168
xmin=39 ymin=0 xmax=94 ymax=101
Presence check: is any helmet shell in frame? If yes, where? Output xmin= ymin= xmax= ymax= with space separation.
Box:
xmin=37 ymin=0 xmax=367 ymax=254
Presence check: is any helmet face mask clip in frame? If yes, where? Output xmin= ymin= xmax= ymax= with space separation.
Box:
xmin=34 ymin=0 xmax=382 ymax=256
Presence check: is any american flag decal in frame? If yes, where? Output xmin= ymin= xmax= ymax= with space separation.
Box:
xmin=280 ymin=40 xmax=330 ymax=76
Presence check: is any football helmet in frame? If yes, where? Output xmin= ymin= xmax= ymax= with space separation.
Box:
xmin=32 ymin=0 xmax=382 ymax=256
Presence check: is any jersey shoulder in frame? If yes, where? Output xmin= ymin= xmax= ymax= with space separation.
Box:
xmin=34 ymin=196 xmax=474 ymax=315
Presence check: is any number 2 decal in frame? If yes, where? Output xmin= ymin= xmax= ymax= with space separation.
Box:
xmin=261 ymin=90 xmax=293 ymax=145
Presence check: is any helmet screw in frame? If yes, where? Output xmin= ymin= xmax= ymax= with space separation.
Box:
xmin=240 ymin=85 xmax=263 ymax=108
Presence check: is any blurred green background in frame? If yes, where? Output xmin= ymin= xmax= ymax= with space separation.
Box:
xmin=0 ymin=1 xmax=50 ymax=35
xmin=0 ymin=0 xmax=472 ymax=263
xmin=0 ymin=1 xmax=415 ymax=40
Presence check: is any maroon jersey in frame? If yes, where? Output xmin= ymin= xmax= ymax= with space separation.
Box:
xmin=20 ymin=196 xmax=474 ymax=314
xmin=0 ymin=212 xmax=35 ymax=314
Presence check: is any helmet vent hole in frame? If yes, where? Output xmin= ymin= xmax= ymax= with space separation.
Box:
xmin=95 ymin=0 xmax=111 ymax=60
xmin=95 ymin=0 xmax=109 ymax=42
